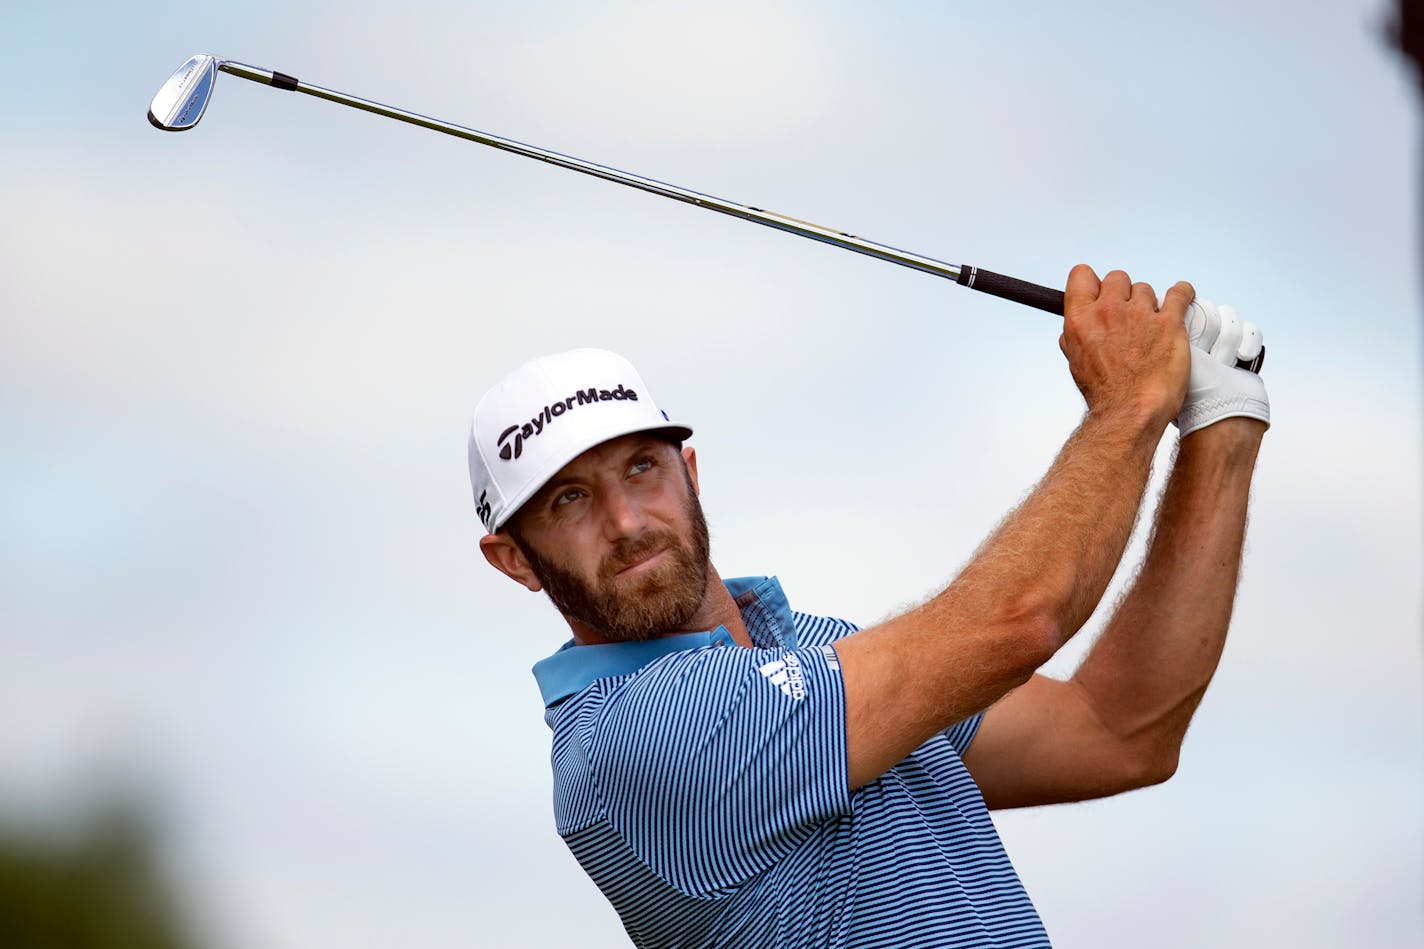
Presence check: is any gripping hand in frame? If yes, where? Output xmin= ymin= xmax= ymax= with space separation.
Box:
xmin=1175 ymin=299 xmax=1270 ymax=436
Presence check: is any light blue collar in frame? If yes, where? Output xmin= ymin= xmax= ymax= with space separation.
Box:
xmin=532 ymin=575 xmax=797 ymax=708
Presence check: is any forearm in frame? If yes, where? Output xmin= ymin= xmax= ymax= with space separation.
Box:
xmin=1071 ymin=418 xmax=1265 ymax=771
xmin=838 ymin=407 xmax=1166 ymax=788
xmin=948 ymin=405 xmax=1166 ymax=651
xmin=852 ymin=406 xmax=1165 ymax=709
xmin=836 ymin=264 xmax=1194 ymax=789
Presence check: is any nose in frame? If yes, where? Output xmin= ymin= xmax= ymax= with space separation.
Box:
xmin=599 ymin=482 xmax=647 ymax=541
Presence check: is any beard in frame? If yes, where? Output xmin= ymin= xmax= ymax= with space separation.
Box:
xmin=514 ymin=476 xmax=712 ymax=643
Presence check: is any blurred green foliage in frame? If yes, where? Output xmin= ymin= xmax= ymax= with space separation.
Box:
xmin=0 ymin=804 xmax=196 ymax=949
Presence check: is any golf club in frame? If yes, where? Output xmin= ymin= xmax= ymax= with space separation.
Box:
xmin=148 ymin=54 xmax=1263 ymax=372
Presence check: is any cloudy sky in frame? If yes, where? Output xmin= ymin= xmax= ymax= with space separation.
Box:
xmin=3 ymin=1 xmax=1421 ymax=946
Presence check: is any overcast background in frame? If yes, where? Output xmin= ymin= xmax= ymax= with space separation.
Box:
xmin=3 ymin=1 xmax=1421 ymax=946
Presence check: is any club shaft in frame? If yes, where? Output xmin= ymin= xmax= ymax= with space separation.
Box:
xmin=172 ymin=58 xmax=1269 ymax=371
xmin=217 ymin=60 xmax=971 ymax=284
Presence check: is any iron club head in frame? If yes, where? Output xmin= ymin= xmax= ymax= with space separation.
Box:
xmin=148 ymin=55 xmax=219 ymax=131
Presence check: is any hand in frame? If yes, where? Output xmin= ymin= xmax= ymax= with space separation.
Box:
xmin=1175 ymin=299 xmax=1270 ymax=436
xmin=1061 ymin=265 xmax=1191 ymax=428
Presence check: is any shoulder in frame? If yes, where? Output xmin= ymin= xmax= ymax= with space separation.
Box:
xmin=558 ymin=642 xmax=853 ymax=894
xmin=560 ymin=641 xmax=848 ymax=773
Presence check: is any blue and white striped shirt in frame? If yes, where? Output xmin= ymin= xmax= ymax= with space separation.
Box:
xmin=533 ymin=576 xmax=1050 ymax=948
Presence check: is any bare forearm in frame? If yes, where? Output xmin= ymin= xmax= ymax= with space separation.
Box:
xmin=848 ymin=407 xmax=1165 ymax=721
xmin=949 ymin=406 xmax=1165 ymax=649
xmin=836 ymin=265 xmax=1194 ymax=789
xmin=1072 ymin=418 xmax=1265 ymax=771
xmin=838 ymin=408 xmax=1166 ymax=788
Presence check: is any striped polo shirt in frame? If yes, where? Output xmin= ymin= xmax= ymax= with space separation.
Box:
xmin=533 ymin=575 xmax=1049 ymax=948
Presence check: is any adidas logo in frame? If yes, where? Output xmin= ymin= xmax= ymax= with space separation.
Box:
xmin=758 ymin=655 xmax=806 ymax=701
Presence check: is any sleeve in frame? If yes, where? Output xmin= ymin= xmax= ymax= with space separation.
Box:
xmin=943 ymin=712 xmax=985 ymax=756
xmin=584 ymin=642 xmax=851 ymax=897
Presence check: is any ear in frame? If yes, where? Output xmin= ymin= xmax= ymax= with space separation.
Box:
xmin=681 ymin=445 xmax=700 ymax=495
xmin=479 ymin=533 xmax=543 ymax=592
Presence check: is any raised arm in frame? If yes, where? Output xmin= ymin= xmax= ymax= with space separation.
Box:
xmin=960 ymin=298 xmax=1271 ymax=807
xmin=961 ymin=418 xmax=1264 ymax=806
xmin=833 ymin=266 xmax=1191 ymax=789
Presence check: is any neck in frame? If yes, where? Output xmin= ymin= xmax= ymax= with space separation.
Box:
xmin=569 ymin=563 xmax=753 ymax=647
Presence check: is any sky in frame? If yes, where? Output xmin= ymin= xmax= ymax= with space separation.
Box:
xmin=2 ymin=1 xmax=1421 ymax=946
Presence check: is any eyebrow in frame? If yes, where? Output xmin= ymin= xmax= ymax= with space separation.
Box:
xmin=530 ymin=439 xmax=668 ymax=509
xmin=533 ymin=474 xmax=582 ymax=505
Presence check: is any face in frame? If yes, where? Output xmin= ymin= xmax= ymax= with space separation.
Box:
xmin=491 ymin=435 xmax=711 ymax=643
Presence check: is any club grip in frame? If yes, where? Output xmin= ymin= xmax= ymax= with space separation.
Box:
xmin=957 ymin=264 xmax=1065 ymax=315
xmin=1238 ymin=347 xmax=1265 ymax=374
xmin=957 ymin=263 xmax=1264 ymax=373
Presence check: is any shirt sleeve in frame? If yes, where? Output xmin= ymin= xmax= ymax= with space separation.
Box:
xmin=584 ymin=642 xmax=850 ymax=897
xmin=944 ymin=712 xmax=985 ymax=755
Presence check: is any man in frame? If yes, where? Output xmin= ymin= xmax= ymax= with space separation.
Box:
xmin=471 ymin=265 xmax=1270 ymax=947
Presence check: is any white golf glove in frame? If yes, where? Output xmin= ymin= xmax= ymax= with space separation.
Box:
xmin=1175 ymin=298 xmax=1270 ymax=437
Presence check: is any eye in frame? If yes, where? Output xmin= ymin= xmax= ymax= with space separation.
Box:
xmin=552 ymin=487 xmax=585 ymax=509
xmin=628 ymin=456 xmax=655 ymax=477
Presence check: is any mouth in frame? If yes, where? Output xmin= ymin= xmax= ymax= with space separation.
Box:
xmin=614 ymin=547 xmax=668 ymax=577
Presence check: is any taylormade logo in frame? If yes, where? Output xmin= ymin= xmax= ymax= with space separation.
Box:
xmin=496 ymin=384 xmax=638 ymax=461
xmin=759 ymin=655 xmax=806 ymax=701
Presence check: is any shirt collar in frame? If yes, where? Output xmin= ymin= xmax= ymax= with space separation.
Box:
xmin=531 ymin=575 xmax=797 ymax=708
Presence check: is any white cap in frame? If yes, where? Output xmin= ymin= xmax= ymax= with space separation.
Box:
xmin=468 ymin=349 xmax=693 ymax=533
